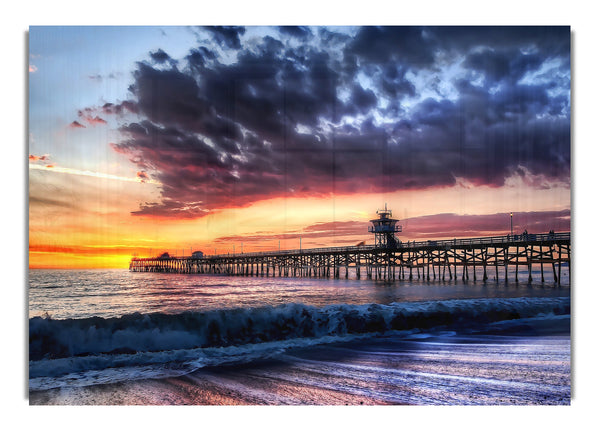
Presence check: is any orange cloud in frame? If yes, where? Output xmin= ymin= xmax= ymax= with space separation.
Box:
xmin=30 ymin=243 xmax=141 ymax=256
xmin=29 ymin=154 xmax=49 ymax=162
xmin=136 ymin=171 xmax=150 ymax=182
xmin=86 ymin=115 xmax=107 ymax=125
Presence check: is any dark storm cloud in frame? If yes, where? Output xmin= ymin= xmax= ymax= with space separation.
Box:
xmin=378 ymin=64 xmax=416 ymax=99
xmin=278 ymin=26 xmax=313 ymax=40
xmin=462 ymin=49 xmax=513 ymax=82
xmin=430 ymin=26 xmax=570 ymax=58
xmin=185 ymin=47 xmax=216 ymax=70
xmin=201 ymin=26 xmax=246 ymax=49
xmin=149 ymin=48 xmax=175 ymax=65
xmin=101 ymin=101 xmax=138 ymax=115
xmin=345 ymin=26 xmax=436 ymax=68
xmin=108 ymin=26 xmax=571 ymax=218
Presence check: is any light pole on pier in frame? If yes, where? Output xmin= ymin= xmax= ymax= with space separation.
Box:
xmin=510 ymin=212 xmax=513 ymax=236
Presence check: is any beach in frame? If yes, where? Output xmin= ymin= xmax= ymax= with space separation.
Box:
xmin=30 ymin=330 xmax=570 ymax=405
xmin=29 ymin=269 xmax=570 ymax=405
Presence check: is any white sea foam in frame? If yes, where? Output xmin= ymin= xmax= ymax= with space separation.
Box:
xmin=29 ymin=296 xmax=570 ymax=390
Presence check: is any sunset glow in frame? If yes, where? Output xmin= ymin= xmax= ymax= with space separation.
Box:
xmin=29 ymin=162 xmax=161 ymax=184
xmin=28 ymin=26 xmax=571 ymax=268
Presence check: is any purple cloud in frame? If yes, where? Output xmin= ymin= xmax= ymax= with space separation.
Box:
xmin=102 ymin=26 xmax=570 ymax=218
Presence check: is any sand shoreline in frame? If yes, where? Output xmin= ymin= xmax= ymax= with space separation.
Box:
xmin=30 ymin=326 xmax=571 ymax=406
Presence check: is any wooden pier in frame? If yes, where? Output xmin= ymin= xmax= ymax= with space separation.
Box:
xmin=129 ymin=232 xmax=571 ymax=284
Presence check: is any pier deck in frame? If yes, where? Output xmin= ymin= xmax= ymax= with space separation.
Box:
xmin=129 ymin=232 xmax=571 ymax=284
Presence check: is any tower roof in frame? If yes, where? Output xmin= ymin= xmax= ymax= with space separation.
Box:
xmin=370 ymin=203 xmax=398 ymax=223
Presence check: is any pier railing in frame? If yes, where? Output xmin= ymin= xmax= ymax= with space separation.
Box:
xmin=130 ymin=231 xmax=570 ymax=284
xmin=202 ymin=231 xmax=570 ymax=259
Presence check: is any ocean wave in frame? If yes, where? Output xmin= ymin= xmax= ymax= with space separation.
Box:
xmin=29 ymin=332 xmax=385 ymax=391
xmin=30 ymin=297 xmax=569 ymax=362
xmin=29 ymin=297 xmax=570 ymax=390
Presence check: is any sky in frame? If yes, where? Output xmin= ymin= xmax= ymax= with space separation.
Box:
xmin=28 ymin=25 xmax=572 ymax=268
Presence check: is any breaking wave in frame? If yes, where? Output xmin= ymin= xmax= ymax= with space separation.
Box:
xmin=29 ymin=296 xmax=569 ymax=390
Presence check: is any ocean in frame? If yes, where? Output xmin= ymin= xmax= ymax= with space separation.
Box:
xmin=28 ymin=267 xmax=571 ymax=405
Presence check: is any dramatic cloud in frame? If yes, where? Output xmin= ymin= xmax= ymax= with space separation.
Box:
xmin=200 ymin=26 xmax=246 ymax=49
xmin=149 ymin=48 xmax=178 ymax=67
xmin=149 ymin=48 xmax=172 ymax=63
xmin=278 ymin=26 xmax=313 ymax=41
xmin=101 ymin=101 xmax=138 ymax=116
xmin=105 ymin=26 xmax=570 ymax=218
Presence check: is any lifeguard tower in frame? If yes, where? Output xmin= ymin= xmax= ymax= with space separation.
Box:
xmin=369 ymin=204 xmax=402 ymax=249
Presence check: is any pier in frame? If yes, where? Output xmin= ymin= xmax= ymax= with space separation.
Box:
xmin=129 ymin=207 xmax=570 ymax=284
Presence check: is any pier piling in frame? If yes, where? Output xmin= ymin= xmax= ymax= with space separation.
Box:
xmin=130 ymin=232 xmax=570 ymax=285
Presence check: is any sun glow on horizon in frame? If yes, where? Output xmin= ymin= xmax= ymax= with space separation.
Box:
xmin=27 ymin=26 xmax=571 ymax=270
xmin=28 ymin=181 xmax=570 ymax=269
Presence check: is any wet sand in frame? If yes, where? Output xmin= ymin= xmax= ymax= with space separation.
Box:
xmin=30 ymin=326 xmax=570 ymax=406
